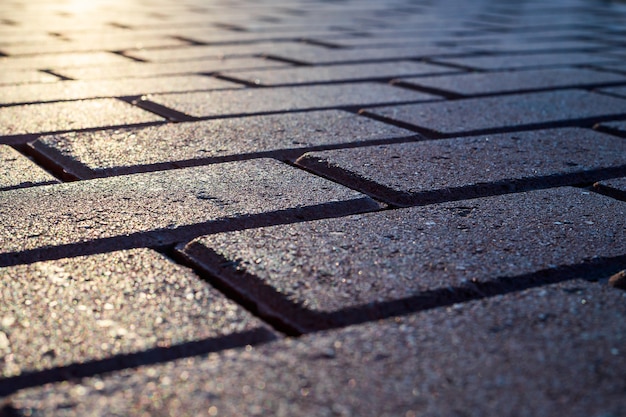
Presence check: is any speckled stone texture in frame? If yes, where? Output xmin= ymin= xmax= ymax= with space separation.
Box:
xmin=0 ymin=159 xmax=379 ymax=265
xmin=29 ymin=110 xmax=415 ymax=178
xmin=180 ymin=187 xmax=626 ymax=332
xmin=295 ymin=128 xmax=626 ymax=206
xmin=8 ymin=281 xmax=626 ymax=417
xmin=0 ymin=76 xmax=240 ymax=106
xmin=0 ymin=249 xmax=272 ymax=380
xmin=0 ymin=99 xmax=163 ymax=137
xmin=0 ymin=146 xmax=58 ymax=191
xmin=394 ymin=68 xmax=626 ymax=96
xmin=219 ymin=61 xmax=455 ymax=86
xmin=363 ymin=90 xmax=626 ymax=136
xmin=148 ymin=83 xmax=437 ymax=118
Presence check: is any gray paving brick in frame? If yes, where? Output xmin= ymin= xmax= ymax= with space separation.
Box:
xmin=219 ymin=61 xmax=456 ymax=86
xmin=395 ymin=68 xmax=626 ymax=96
xmin=363 ymin=90 xmax=626 ymax=136
xmin=596 ymin=120 xmax=626 ymax=136
xmin=180 ymin=187 xmax=626 ymax=332
xmin=0 ymin=70 xmax=59 ymax=85
xmin=468 ymin=39 xmax=609 ymax=54
xmin=264 ymin=45 xmax=468 ymax=64
xmin=29 ymin=110 xmax=414 ymax=178
xmin=431 ymin=52 xmax=621 ymax=70
xmin=0 ymin=99 xmax=163 ymax=138
xmin=594 ymin=177 xmax=626 ymax=200
xmin=56 ymin=57 xmax=289 ymax=81
xmin=0 ymin=146 xmax=58 ymax=190
xmin=0 ymin=76 xmax=240 ymax=106
xmin=149 ymin=83 xmax=438 ymax=118
xmin=0 ymin=248 xmax=273 ymax=379
xmin=0 ymin=52 xmax=133 ymax=71
xmin=124 ymin=41 xmax=326 ymax=63
xmin=296 ymin=128 xmax=626 ymax=206
xmin=0 ymin=159 xmax=379 ymax=263
xmin=11 ymin=280 xmax=626 ymax=417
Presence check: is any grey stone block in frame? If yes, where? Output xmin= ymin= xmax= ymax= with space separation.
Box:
xmin=0 ymin=146 xmax=58 ymax=190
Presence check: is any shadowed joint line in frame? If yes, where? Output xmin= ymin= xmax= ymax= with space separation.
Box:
xmin=0 ymin=328 xmax=274 ymax=397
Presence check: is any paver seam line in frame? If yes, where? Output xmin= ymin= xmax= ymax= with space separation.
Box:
xmin=592 ymin=182 xmax=626 ymax=202
xmin=36 ymin=69 xmax=70 ymax=81
xmin=9 ymin=143 xmax=70 ymax=183
xmin=118 ymin=96 xmax=198 ymax=122
xmin=301 ymin=158 xmax=626 ymax=207
xmin=27 ymin=133 xmax=423 ymax=180
xmin=110 ymin=50 xmax=148 ymax=63
xmin=179 ymin=240 xmax=626 ymax=334
xmin=0 ymin=328 xmax=276 ymax=398
xmin=389 ymin=79 xmax=465 ymax=99
xmin=593 ymin=123 xmax=626 ymax=139
xmin=260 ymin=54 xmax=311 ymax=66
xmin=584 ymin=64 xmax=626 ymax=75
xmin=0 ymin=198 xmax=383 ymax=268
xmin=357 ymin=110 xmax=626 ymax=139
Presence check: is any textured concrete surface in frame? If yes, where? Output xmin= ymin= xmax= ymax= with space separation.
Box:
xmin=295 ymin=128 xmax=626 ymax=206
xmin=9 ymin=281 xmax=626 ymax=417
xmin=1 ymin=0 xmax=626 ymax=415
xmin=181 ymin=187 xmax=626 ymax=332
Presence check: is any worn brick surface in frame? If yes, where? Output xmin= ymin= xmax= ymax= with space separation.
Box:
xmin=0 ymin=76 xmax=239 ymax=106
xmin=0 ymin=159 xmax=379 ymax=264
xmin=296 ymin=128 xmax=626 ymax=206
xmin=219 ymin=61 xmax=455 ymax=86
xmin=10 ymin=280 xmax=626 ymax=417
xmin=29 ymin=110 xmax=414 ymax=178
xmin=0 ymin=146 xmax=58 ymax=190
xmin=431 ymin=52 xmax=621 ymax=70
xmin=0 ymin=99 xmax=163 ymax=138
xmin=148 ymin=83 xmax=437 ymax=118
xmin=363 ymin=90 xmax=626 ymax=136
xmin=394 ymin=68 xmax=626 ymax=96
xmin=0 ymin=249 xmax=272 ymax=379
xmin=181 ymin=187 xmax=626 ymax=332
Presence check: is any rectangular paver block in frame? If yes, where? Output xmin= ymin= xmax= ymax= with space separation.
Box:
xmin=0 ymin=146 xmax=58 ymax=191
xmin=430 ymin=52 xmax=621 ymax=70
xmin=394 ymin=68 xmax=626 ymax=97
xmin=180 ymin=187 xmax=626 ymax=332
xmin=0 ymin=159 xmax=379 ymax=264
xmin=362 ymin=90 xmax=626 ymax=136
xmin=148 ymin=83 xmax=438 ymax=118
xmin=295 ymin=128 xmax=626 ymax=206
xmin=0 ymin=52 xmax=133 ymax=71
xmin=0 ymin=99 xmax=163 ymax=138
xmin=29 ymin=110 xmax=415 ymax=178
xmin=0 ymin=76 xmax=240 ymax=106
xmin=0 ymin=248 xmax=273 ymax=379
xmin=219 ymin=61 xmax=457 ymax=86
xmin=10 ymin=280 xmax=626 ymax=417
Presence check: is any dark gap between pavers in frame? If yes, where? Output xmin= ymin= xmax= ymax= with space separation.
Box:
xmin=594 ymin=177 xmax=626 ymax=202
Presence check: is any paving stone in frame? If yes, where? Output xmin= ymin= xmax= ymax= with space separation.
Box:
xmin=597 ymin=85 xmax=626 ymax=98
xmin=431 ymin=52 xmax=621 ymax=70
xmin=0 ymin=76 xmax=240 ymax=106
xmin=596 ymin=120 xmax=626 ymax=136
xmin=0 ymin=248 xmax=273 ymax=380
xmin=0 ymin=36 xmax=190 ymax=56
xmin=29 ymin=110 xmax=415 ymax=178
xmin=594 ymin=177 xmax=626 ymax=201
xmin=362 ymin=90 xmax=626 ymax=136
xmin=0 ymin=159 xmax=379 ymax=264
xmin=0 ymin=52 xmax=133 ymax=71
xmin=10 ymin=280 xmax=626 ymax=417
xmin=0 ymin=99 xmax=163 ymax=138
xmin=180 ymin=187 xmax=626 ymax=332
xmin=219 ymin=61 xmax=456 ymax=86
xmin=0 ymin=146 xmax=58 ymax=191
xmin=467 ymin=39 xmax=609 ymax=54
xmin=264 ymin=45 xmax=468 ymax=64
xmin=296 ymin=128 xmax=626 ymax=206
xmin=394 ymin=68 xmax=626 ymax=96
xmin=148 ymin=83 xmax=438 ymax=118
xmin=56 ymin=57 xmax=289 ymax=80
xmin=0 ymin=70 xmax=59 ymax=85
xmin=124 ymin=41 xmax=325 ymax=63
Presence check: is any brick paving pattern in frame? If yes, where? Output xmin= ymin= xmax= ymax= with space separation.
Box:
xmin=1 ymin=0 xmax=626 ymax=416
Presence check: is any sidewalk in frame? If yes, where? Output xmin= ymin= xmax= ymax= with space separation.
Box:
xmin=1 ymin=0 xmax=626 ymax=415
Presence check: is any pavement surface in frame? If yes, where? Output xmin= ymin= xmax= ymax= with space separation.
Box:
xmin=1 ymin=0 xmax=626 ymax=416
